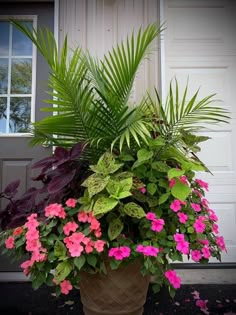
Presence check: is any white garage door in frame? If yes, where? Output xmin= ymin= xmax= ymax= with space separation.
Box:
xmin=162 ymin=0 xmax=236 ymax=262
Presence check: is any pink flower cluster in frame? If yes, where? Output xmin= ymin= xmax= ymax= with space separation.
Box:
xmin=195 ymin=178 xmax=209 ymax=191
xmin=108 ymin=246 xmax=131 ymax=260
xmin=174 ymin=233 xmax=189 ymax=254
xmin=21 ymin=214 xmax=47 ymax=275
xmin=146 ymin=212 xmax=165 ymax=232
xmin=193 ymin=217 xmax=206 ymax=233
xmin=45 ymin=203 xmax=66 ymax=219
xmin=169 ymin=175 xmax=188 ymax=188
xmin=165 ymin=270 xmax=181 ymax=289
xmin=170 ymin=199 xmax=186 ymax=212
xmin=136 ymin=245 xmax=159 ymax=257
xmin=60 ymin=279 xmax=73 ymax=295
xmin=62 ymin=211 xmax=105 ymax=258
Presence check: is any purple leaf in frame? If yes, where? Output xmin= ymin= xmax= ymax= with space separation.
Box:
xmin=70 ymin=143 xmax=85 ymax=159
xmin=3 ymin=180 xmax=20 ymax=198
xmin=47 ymin=169 xmax=76 ymax=194
xmin=31 ymin=156 xmax=56 ymax=169
xmin=54 ymin=147 xmax=70 ymax=160
xmin=7 ymin=214 xmax=28 ymax=229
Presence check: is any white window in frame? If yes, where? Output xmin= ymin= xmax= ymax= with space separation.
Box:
xmin=0 ymin=16 xmax=36 ymax=135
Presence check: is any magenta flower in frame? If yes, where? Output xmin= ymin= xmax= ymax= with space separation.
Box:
xmin=177 ymin=212 xmax=188 ymax=224
xmin=201 ymin=247 xmax=211 ymax=259
xmin=191 ymin=203 xmax=201 ymax=212
xmin=108 ymin=246 xmax=131 ymax=260
xmin=208 ymin=209 xmax=218 ymax=222
xmin=180 ymin=175 xmax=188 ymax=185
xmin=165 ymin=270 xmax=181 ymax=289
xmin=146 ymin=212 xmax=156 ymax=221
xmin=174 ymin=233 xmax=185 ymax=243
xmin=176 ymin=240 xmax=189 ymax=254
xmin=216 ymin=236 xmax=227 ymax=251
xmin=195 ymin=179 xmax=209 ymax=191
xmin=170 ymin=199 xmax=186 ymax=212
xmin=139 ymin=187 xmax=146 ymax=194
xmin=151 ymin=218 xmax=165 ymax=232
xmin=169 ymin=178 xmax=176 ymax=188
xmin=193 ymin=219 xmax=206 ymax=233
xmin=136 ymin=245 xmax=159 ymax=257
xmin=191 ymin=250 xmax=202 ymax=262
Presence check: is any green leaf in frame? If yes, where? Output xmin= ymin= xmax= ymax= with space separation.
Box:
xmin=119 ymin=154 xmax=135 ymax=161
xmin=123 ymin=202 xmax=146 ymax=218
xmin=117 ymin=191 xmax=132 ymax=199
xmin=106 ymin=177 xmax=132 ymax=197
xmin=187 ymin=227 xmax=194 ymax=233
xmin=82 ymin=174 xmax=110 ymax=197
xmin=93 ymin=197 xmax=118 ymax=216
xmin=91 ymin=152 xmax=123 ymax=175
xmin=54 ymin=240 xmax=67 ymax=258
xmin=149 ymin=137 xmax=165 ymax=149
xmin=87 ymin=254 xmax=97 ymax=267
xmin=74 ymin=255 xmax=86 ymax=270
xmin=132 ymin=148 xmax=153 ymax=169
xmin=152 ymin=161 xmax=170 ymax=172
xmin=32 ymin=272 xmax=46 ymax=290
xmin=168 ymin=168 xmax=185 ymax=179
xmin=108 ymin=218 xmax=124 ymax=240
xmin=171 ymin=180 xmax=191 ymax=201
xmin=147 ymin=183 xmax=157 ymax=195
xmin=158 ymin=193 xmax=170 ymax=205
xmin=55 ymin=261 xmax=72 ymax=283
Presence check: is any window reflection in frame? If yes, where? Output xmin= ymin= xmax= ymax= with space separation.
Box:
xmin=0 ymin=22 xmax=9 ymax=56
xmin=11 ymin=59 xmax=32 ymax=94
xmin=9 ymin=97 xmax=31 ymax=133
xmin=0 ymin=59 xmax=8 ymax=94
xmin=12 ymin=22 xmax=33 ymax=56
xmin=0 ymin=97 xmax=7 ymax=133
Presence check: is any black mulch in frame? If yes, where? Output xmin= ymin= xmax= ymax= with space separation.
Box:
xmin=0 ymin=282 xmax=236 ymax=315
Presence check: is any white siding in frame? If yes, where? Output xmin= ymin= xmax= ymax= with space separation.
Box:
xmin=58 ymin=0 xmax=160 ymax=102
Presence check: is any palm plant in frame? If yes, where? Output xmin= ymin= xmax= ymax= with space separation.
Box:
xmin=12 ymin=21 xmax=229 ymax=162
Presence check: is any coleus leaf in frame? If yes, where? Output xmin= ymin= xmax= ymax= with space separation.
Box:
xmin=47 ymin=169 xmax=76 ymax=194
xmin=3 ymin=180 xmax=20 ymax=198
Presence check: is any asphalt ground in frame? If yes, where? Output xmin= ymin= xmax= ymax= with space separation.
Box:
xmin=0 ymin=283 xmax=236 ymax=315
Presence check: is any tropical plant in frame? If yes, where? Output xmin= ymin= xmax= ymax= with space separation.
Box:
xmin=12 ymin=21 xmax=229 ymax=161
xmin=0 ymin=21 xmax=230 ymax=301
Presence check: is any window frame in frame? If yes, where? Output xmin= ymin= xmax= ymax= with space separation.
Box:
xmin=0 ymin=15 xmax=37 ymax=137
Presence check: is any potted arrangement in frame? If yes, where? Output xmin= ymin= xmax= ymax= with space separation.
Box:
xmin=0 ymin=22 xmax=230 ymax=315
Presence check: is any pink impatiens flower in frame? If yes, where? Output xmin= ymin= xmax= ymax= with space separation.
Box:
xmin=173 ymin=233 xmax=185 ymax=243
xmin=63 ymin=222 xmax=79 ymax=236
xmin=191 ymin=203 xmax=201 ymax=212
xmin=65 ymin=198 xmax=77 ymax=208
xmin=151 ymin=218 xmax=165 ymax=232
xmin=139 ymin=187 xmax=146 ymax=194
xmin=5 ymin=236 xmax=15 ymax=249
xmin=191 ymin=250 xmax=202 ymax=262
xmin=176 ymin=240 xmax=189 ymax=255
xmin=94 ymin=240 xmax=106 ymax=253
xmin=216 ymin=236 xmax=227 ymax=251
xmin=169 ymin=178 xmax=176 ymax=188
xmin=177 ymin=212 xmax=188 ymax=224
xmin=195 ymin=179 xmax=209 ymax=191
xmin=78 ymin=211 xmax=88 ymax=223
xmin=108 ymin=246 xmax=131 ymax=260
xmin=146 ymin=212 xmax=156 ymax=221
xmin=60 ymin=280 xmax=73 ymax=295
xmin=13 ymin=227 xmax=23 ymax=236
xmin=170 ymin=199 xmax=186 ymax=212
xmin=180 ymin=175 xmax=188 ymax=185
xmin=136 ymin=245 xmax=159 ymax=257
xmin=165 ymin=270 xmax=181 ymax=289
xmin=45 ymin=203 xmax=66 ymax=219
xmin=193 ymin=218 xmax=206 ymax=233
xmin=201 ymin=247 xmax=211 ymax=259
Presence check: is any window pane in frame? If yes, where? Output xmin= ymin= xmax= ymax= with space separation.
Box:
xmin=0 ymin=97 xmax=7 ymax=133
xmin=9 ymin=97 xmax=31 ymax=133
xmin=11 ymin=58 xmax=32 ymax=94
xmin=0 ymin=59 xmax=8 ymax=94
xmin=12 ymin=22 xmax=33 ymax=56
xmin=0 ymin=22 xmax=9 ymax=56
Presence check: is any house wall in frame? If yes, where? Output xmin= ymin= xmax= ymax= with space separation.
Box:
xmin=58 ymin=0 xmax=160 ymax=103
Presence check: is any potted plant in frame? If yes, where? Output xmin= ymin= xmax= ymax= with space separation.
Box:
xmin=0 ymin=22 xmax=230 ymax=315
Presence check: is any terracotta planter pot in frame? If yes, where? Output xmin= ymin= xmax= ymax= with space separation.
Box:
xmin=79 ymin=260 xmax=150 ymax=315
